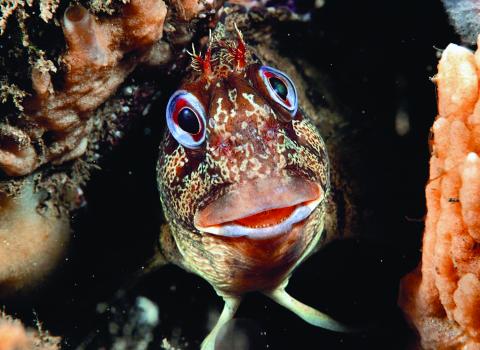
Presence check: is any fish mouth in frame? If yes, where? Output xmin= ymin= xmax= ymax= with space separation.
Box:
xmin=194 ymin=176 xmax=324 ymax=240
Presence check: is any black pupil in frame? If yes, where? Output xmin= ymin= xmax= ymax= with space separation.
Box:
xmin=269 ymin=77 xmax=288 ymax=101
xmin=178 ymin=107 xmax=200 ymax=134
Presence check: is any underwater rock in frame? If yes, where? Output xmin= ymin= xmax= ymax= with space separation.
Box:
xmin=399 ymin=39 xmax=480 ymax=349
xmin=0 ymin=0 xmax=226 ymax=177
xmin=0 ymin=312 xmax=59 ymax=350
xmin=172 ymin=0 xmax=205 ymax=20
xmin=79 ymin=295 xmax=159 ymax=350
xmin=4 ymin=0 xmax=167 ymax=176
xmin=0 ymin=177 xmax=70 ymax=296
xmin=442 ymin=0 xmax=480 ymax=46
xmin=0 ymin=0 xmax=223 ymax=297
xmin=228 ymin=0 xmax=322 ymax=12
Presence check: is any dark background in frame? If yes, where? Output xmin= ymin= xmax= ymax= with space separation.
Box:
xmin=3 ymin=0 xmax=461 ymax=349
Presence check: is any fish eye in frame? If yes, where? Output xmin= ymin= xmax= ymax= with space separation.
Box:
xmin=178 ymin=107 xmax=200 ymax=134
xmin=166 ymin=90 xmax=206 ymax=148
xmin=269 ymin=77 xmax=288 ymax=100
xmin=259 ymin=66 xmax=298 ymax=116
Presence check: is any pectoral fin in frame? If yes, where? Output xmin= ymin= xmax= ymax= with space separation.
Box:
xmin=201 ymin=296 xmax=241 ymax=350
xmin=264 ymin=286 xmax=352 ymax=333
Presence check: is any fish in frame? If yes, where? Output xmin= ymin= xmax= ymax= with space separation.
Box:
xmin=156 ymin=24 xmax=349 ymax=349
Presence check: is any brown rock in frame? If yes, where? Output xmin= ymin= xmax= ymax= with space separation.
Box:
xmin=1 ymin=0 xmax=167 ymax=177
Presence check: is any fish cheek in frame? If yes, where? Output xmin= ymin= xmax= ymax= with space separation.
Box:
xmin=277 ymin=118 xmax=329 ymax=188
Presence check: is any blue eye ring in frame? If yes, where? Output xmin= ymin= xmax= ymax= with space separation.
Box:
xmin=259 ymin=66 xmax=298 ymax=116
xmin=166 ymin=90 xmax=207 ymax=149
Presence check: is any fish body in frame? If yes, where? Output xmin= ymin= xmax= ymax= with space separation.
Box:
xmin=156 ymin=24 xmax=347 ymax=349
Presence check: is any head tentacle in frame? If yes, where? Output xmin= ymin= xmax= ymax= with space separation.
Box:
xmin=187 ymin=31 xmax=214 ymax=80
xmin=216 ymin=23 xmax=247 ymax=72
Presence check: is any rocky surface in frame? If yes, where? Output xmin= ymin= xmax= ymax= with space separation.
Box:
xmin=0 ymin=0 xmax=221 ymax=297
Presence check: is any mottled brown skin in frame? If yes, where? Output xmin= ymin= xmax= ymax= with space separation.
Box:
xmin=156 ymin=25 xmax=337 ymax=348
xmin=156 ymin=24 xmax=351 ymax=350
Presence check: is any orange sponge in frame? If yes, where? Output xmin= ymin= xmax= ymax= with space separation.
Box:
xmin=399 ymin=38 xmax=480 ymax=349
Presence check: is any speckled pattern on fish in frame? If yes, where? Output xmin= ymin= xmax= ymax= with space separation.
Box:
xmin=156 ymin=23 xmax=344 ymax=350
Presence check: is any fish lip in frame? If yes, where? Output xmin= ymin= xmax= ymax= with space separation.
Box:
xmin=193 ymin=176 xmax=324 ymax=240
xmin=195 ymin=198 xmax=322 ymax=240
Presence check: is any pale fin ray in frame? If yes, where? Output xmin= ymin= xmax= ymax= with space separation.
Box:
xmin=264 ymin=287 xmax=352 ymax=333
xmin=201 ymin=296 xmax=241 ymax=350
